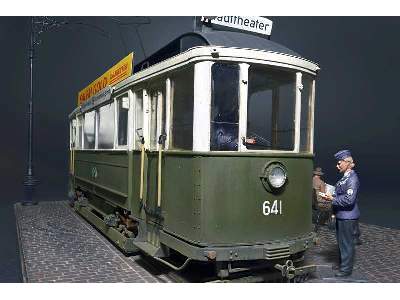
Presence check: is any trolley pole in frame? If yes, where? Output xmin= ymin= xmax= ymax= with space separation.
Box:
xmin=23 ymin=16 xmax=39 ymax=205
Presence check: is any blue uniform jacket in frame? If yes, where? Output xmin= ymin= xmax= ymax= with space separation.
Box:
xmin=332 ymin=170 xmax=360 ymax=220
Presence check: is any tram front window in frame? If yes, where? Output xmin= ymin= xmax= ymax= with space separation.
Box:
xmin=210 ymin=63 xmax=239 ymax=151
xmin=246 ymin=66 xmax=296 ymax=151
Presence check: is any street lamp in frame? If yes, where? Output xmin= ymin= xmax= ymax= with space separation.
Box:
xmin=22 ymin=16 xmax=109 ymax=205
xmin=22 ymin=17 xmax=42 ymax=206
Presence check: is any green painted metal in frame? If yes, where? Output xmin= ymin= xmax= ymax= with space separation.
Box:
xmin=75 ymin=204 xmax=139 ymax=253
xmin=74 ymin=151 xmax=129 ymax=209
xmin=72 ymin=149 xmax=314 ymax=263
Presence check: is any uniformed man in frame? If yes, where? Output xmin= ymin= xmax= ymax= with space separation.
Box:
xmin=322 ymin=150 xmax=360 ymax=277
xmin=312 ymin=167 xmax=327 ymax=230
xmin=312 ymin=167 xmax=326 ymax=209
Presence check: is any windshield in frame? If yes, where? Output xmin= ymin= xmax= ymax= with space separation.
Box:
xmin=210 ymin=63 xmax=239 ymax=151
xmin=246 ymin=65 xmax=296 ymax=151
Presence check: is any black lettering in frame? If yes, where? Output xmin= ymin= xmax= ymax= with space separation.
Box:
xmin=217 ymin=17 xmax=223 ymax=22
xmin=259 ymin=22 xmax=264 ymax=30
xmin=250 ymin=20 xmax=255 ymax=28
xmin=237 ymin=16 xmax=243 ymax=25
xmin=243 ymin=18 xmax=249 ymax=26
xmin=224 ymin=16 xmax=230 ymax=22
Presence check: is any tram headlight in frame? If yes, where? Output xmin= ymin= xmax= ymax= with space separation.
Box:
xmin=267 ymin=165 xmax=287 ymax=188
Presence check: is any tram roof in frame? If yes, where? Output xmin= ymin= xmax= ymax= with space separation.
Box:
xmin=134 ymin=31 xmax=310 ymax=72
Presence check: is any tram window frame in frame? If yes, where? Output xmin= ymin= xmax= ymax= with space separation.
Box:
xmin=83 ymin=110 xmax=96 ymax=150
xmin=210 ymin=62 xmax=240 ymax=152
xmin=115 ymin=92 xmax=130 ymax=149
xmin=169 ymin=65 xmax=194 ymax=151
xmin=133 ymin=89 xmax=145 ymax=150
xmin=76 ymin=115 xmax=83 ymax=149
xmin=146 ymin=81 xmax=166 ymax=151
xmin=70 ymin=119 xmax=77 ymax=149
xmin=245 ymin=64 xmax=297 ymax=152
xmin=300 ymin=74 xmax=314 ymax=153
xmin=97 ymin=101 xmax=115 ymax=150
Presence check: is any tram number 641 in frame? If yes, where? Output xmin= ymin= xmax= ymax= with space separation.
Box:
xmin=262 ymin=200 xmax=282 ymax=216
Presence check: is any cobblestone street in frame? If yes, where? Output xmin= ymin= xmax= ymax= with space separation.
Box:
xmin=15 ymin=201 xmax=172 ymax=283
xmin=306 ymin=223 xmax=400 ymax=283
xmin=15 ymin=201 xmax=400 ymax=283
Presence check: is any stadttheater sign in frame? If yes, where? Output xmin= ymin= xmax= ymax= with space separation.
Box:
xmin=201 ymin=16 xmax=273 ymax=37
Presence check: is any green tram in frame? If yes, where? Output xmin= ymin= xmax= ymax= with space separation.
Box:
xmin=68 ymin=30 xmax=320 ymax=278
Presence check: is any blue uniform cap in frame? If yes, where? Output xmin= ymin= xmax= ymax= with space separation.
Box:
xmin=334 ymin=150 xmax=352 ymax=161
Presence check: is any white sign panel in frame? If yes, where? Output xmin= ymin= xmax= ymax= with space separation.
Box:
xmin=201 ymin=16 xmax=273 ymax=36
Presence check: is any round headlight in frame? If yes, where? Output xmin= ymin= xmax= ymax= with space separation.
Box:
xmin=268 ymin=165 xmax=287 ymax=188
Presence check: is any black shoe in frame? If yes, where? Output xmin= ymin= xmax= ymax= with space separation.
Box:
xmin=335 ymin=271 xmax=352 ymax=277
xmin=332 ymin=265 xmax=340 ymax=271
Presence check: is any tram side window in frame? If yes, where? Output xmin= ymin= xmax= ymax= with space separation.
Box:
xmin=247 ymin=66 xmax=296 ymax=151
xmin=210 ymin=63 xmax=239 ymax=151
xmin=117 ymin=95 xmax=129 ymax=146
xmin=98 ymin=102 xmax=115 ymax=149
xmin=71 ymin=119 xmax=78 ymax=149
xmin=300 ymin=74 xmax=313 ymax=152
xmin=84 ymin=110 xmax=96 ymax=149
xmin=134 ymin=91 xmax=143 ymax=149
xmin=170 ymin=66 xmax=194 ymax=150
xmin=149 ymin=90 xmax=158 ymax=149
xmin=77 ymin=115 xmax=83 ymax=149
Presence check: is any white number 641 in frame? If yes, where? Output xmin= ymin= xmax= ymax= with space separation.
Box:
xmin=262 ymin=200 xmax=282 ymax=216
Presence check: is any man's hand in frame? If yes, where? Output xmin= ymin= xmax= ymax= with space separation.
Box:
xmin=321 ymin=193 xmax=334 ymax=201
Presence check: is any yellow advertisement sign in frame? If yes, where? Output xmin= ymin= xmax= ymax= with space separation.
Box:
xmin=78 ymin=52 xmax=134 ymax=106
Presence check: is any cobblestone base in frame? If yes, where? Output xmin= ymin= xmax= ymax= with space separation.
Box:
xmin=15 ymin=201 xmax=400 ymax=283
xmin=15 ymin=201 xmax=172 ymax=283
xmin=306 ymin=223 xmax=400 ymax=282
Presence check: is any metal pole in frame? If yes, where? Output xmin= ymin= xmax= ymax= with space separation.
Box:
xmin=23 ymin=16 xmax=38 ymax=205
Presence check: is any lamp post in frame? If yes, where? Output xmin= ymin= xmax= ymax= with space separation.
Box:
xmin=22 ymin=17 xmax=110 ymax=205
xmin=22 ymin=17 xmax=39 ymax=205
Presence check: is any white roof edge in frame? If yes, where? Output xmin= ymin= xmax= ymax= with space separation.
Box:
xmin=114 ymin=46 xmax=319 ymax=90
xmin=70 ymin=46 xmax=320 ymax=117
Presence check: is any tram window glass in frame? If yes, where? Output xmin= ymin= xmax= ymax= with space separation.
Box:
xmin=247 ymin=66 xmax=296 ymax=151
xmin=210 ymin=63 xmax=239 ymax=151
xmin=149 ymin=90 xmax=159 ymax=149
xmin=117 ymin=95 xmax=129 ymax=146
xmin=71 ymin=119 xmax=77 ymax=149
xmin=170 ymin=66 xmax=194 ymax=150
xmin=77 ymin=115 xmax=83 ymax=149
xmin=98 ymin=102 xmax=115 ymax=149
xmin=149 ymin=85 xmax=166 ymax=150
xmin=83 ymin=110 xmax=96 ymax=149
xmin=300 ymin=74 xmax=313 ymax=152
xmin=134 ymin=90 xmax=143 ymax=149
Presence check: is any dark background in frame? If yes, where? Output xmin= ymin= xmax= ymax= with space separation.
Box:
xmin=1 ymin=16 xmax=399 ymax=282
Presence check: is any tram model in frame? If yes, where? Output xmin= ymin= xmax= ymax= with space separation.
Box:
xmin=68 ymin=28 xmax=319 ymax=279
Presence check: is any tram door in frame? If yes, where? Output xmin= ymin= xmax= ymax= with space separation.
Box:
xmin=141 ymin=87 xmax=165 ymax=246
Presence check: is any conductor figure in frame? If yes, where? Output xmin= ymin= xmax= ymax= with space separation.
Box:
xmin=322 ymin=150 xmax=360 ymax=277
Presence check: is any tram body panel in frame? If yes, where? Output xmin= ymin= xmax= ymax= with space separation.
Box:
xmin=158 ymin=154 xmax=312 ymax=246
xmin=199 ymin=155 xmax=313 ymax=244
xmin=161 ymin=154 xmax=201 ymax=242
xmin=74 ymin=151 xmax=130 ymax=211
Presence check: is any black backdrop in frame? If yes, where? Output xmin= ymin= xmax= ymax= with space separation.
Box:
xmin=1 ymin=16 xmax=399 ymax=281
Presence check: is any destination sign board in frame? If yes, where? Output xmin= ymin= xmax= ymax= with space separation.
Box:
xmin=77 ymin=52 xmax=134 ymax=106
xmin=201 ymin=16 xmax=273 ymax=37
